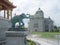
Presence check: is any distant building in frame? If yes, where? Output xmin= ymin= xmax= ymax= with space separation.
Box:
xmin=28 ymin=8 xmax=44 ymax=32
xmin=28 ymin=8 xmax=54 ymax=32
xmin=44 ymin=17 xmax=54 ymax=32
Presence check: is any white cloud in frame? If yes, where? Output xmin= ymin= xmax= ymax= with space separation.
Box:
xmin=9 ymin=0 xmax=60 ymax=26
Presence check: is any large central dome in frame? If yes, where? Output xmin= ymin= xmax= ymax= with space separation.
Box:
xmin=35 ymin=8 xmax=44 ymax=17
xmin=35 ymin=8 xmax=43 ymax=14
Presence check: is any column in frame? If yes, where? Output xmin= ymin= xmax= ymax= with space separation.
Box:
xmin=4 ymin=10 xmax=6 ymax=18
xmin=7 ymin=9 xmax=12 ymax=19
xmin=7 ymin=10 xmax=9 ymax=19
xmin=10 ymin=9 xmax=12 ymax=19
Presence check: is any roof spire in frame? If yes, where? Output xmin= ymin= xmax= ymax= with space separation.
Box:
xmin=37 ymin=8 xmax=41 ymax=11
xmin=39 ymin=8 xmax=40 ymax=10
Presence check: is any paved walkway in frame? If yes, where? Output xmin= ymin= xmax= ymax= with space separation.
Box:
xmin=27 ymin=34 xmax=60 ymax=45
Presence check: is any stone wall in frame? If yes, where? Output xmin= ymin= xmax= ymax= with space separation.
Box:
xmin=0 ymin=17 xmax=11 ymax=38
xmin=6 ymin=31 xmax=28 ymax=45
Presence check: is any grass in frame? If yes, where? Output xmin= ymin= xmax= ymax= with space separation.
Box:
xmin=27 ymin=40 xmax=36 ymax=45
xmin=32 ymin=32 xmax=60 ymax=34
xmin=32 ymin=32 xmax=60 ymax=39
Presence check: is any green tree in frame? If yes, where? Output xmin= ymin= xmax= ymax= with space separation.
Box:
xmin=54 ymin=26 xmax=59 ymax=32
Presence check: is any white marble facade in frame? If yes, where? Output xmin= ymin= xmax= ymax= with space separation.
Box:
xmin=28 ymin=8 xmax=54 ymax=32
xmin=28 ymin=8 xmax=44 ymax=32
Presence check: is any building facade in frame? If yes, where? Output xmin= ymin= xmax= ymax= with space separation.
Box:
xmin=28 ymin=8 xmax=44 ymax=32
xmin=44 ymin=17 xmax=54 ymax=32
xmin=28 ymin=8 xmax=54 ymax=32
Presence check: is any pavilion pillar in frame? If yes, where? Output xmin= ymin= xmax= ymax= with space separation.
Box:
xmin=4 ymin=10 xmax=6 ymax=18
xmin=7 ymin=9 xmax=12 ymax=19
xmin=10 ymin=9 xmax=12 ymax=19
xmin=7 ymin=10 xmax=9 ymax=19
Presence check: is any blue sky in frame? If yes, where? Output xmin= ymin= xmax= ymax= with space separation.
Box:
xmin=9 ymin=0 xmax=60 ymax=27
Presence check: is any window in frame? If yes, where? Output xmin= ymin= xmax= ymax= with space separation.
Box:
xmin=35 ymin=29 xmax=37 ymax=32
xmin=34 ymin=23 xmax=39 ymax=28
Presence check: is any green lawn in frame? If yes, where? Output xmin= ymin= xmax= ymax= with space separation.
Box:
xmin=32 ymin=32 xmax=60 ymax=39
xmin=27 ymin=40 xmax=35 ymax=45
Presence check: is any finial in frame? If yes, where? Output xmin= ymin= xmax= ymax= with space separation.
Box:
xmin=38 ymin=8 xmax=41 ymax=11
xmin=39 ymin=8 xmax=40 ymax=10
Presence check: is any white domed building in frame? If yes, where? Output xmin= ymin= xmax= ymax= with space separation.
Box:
xmin=28 ymin=8 xmax=45 ymax=32
xmin=28 ymin=8 xmax=54 ymax=32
